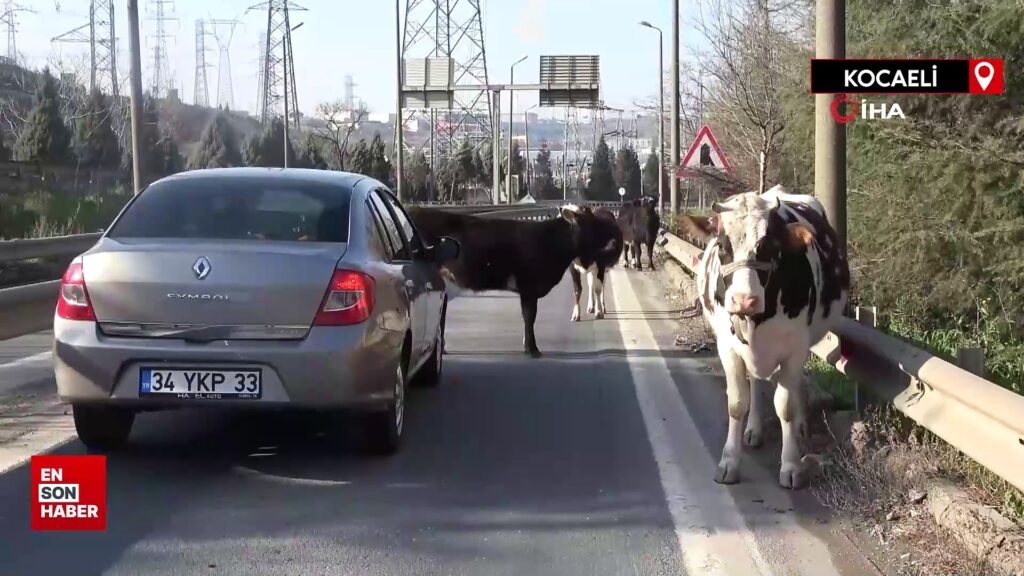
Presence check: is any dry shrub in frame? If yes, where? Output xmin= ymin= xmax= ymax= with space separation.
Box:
xmin=816 ymin=406 xmax=1024 ymax=576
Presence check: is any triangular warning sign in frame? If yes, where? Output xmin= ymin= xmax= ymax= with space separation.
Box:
xmin=677 ymin=125 xmax=731 ymax=178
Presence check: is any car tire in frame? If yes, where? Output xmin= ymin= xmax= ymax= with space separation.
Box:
xmin=414 ymin=310 xmax=445 ymax=389
xmin=365 ymin=358 xmax=406 ymax=456
xmin=72 ymin=404 xmax=134 ymax=451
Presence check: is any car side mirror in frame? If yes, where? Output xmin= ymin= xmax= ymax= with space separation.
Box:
xmin=433 ymin=236 xmax=460 ymax=263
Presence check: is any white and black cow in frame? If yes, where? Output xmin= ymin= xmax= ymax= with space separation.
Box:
xmin=617 ymin=196 xmax=660 ymax=271
xmin=570 ymin=207 xmax=623 ymax=322
xmin=409 ymin=205 xmax=619 ymax=357
xmin=681 ymin=185 xmax=850 ymax=489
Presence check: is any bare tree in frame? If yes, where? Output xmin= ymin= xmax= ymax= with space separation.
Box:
xmin=689 ymin=0 xmax=810 ymax=194
xmin=313 ymin=101 xmax=369 ymax=171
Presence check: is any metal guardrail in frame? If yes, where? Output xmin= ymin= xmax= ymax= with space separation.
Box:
xmin=658 ymin=230 xmax=1024 ymax=494
xmin=0 ymin=233 xmax=103 ymax=264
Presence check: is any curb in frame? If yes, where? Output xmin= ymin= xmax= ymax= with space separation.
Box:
xmin=925 ymin=479 xmax=1024 ymax=576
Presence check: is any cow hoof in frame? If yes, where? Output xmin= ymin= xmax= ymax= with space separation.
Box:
xmin=743 ymin=429 xmax=762 ymax=448
xmin=570 ymin=314 xmax=580 ymax=322
xmin=526 ymin=349 xmax=543 ymax=358
xmin=779 ymin=463 xmax=807 ymax=490
xmin=595 ymin=311 xmax=605 ymax=320
xmin=587 ymin=304 xmax=596 ymax=314
xmin=714 ymin=460 xmax=740 ymax=484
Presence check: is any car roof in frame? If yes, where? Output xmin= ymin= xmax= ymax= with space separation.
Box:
xmin=157 ymin=167 xmax=372 ymax=190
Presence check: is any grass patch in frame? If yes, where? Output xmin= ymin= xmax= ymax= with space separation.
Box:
xmin=805 ymin=355 xmax=857 ymax=411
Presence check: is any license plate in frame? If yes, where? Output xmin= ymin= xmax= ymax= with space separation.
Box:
xmin=139 ymin=367 xmax=262 ymax=399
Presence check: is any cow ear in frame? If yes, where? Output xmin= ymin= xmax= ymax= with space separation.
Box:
xmin=560 ymin=206 xmax=578 ymax=223
xmin=785 ymin=223 xmax=815 ymax=251
xmin=680 ymin=215 xmax=716 ymax=242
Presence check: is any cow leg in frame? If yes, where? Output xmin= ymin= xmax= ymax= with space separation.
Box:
xmin=646 ymin=240 xmax=656 ymax=270
xmin=622 ymin=242 xmax=633 ymax=267
xmin=715 ymin=348 xmax=749 ymax=484
xmin=594 ymin=266 xmax=607 ymax=319
xmin=775 ymin=353 xmax=809 ymax=489
xmin=586 ymin=265 xmax=597 ymax=314
xmin=520 ymin=294 xmax=542 ymax=357
xmin=569 ymin=266 xmax=583 ymax=322
xmin=633 ymin=243 xmax=643 ymax=271
xmin=743 ymin=377 xmax=765 ymax=447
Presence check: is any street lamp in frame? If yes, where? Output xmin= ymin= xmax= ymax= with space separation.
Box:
xmin=523 ymin=103 xmax=539 ymax=194
xmin=283 ymin=21 xmax=304 ymax=168
xmin=639 ymin=20 xmax=664 ymax=212
xmin=507 ymin=55 xmax=528 ymax=203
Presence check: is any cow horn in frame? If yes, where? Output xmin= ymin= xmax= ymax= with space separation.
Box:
xmin=711 ymin=201 xmax=730 ymax=213
xmin=767 ymin=195 xmax=781 ymax=211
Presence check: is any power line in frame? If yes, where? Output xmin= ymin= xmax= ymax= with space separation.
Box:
xmin=1 ymin=0 xmax=34 ymax=65
xmin=147 ymin=0 xmax=177 ymax=98
xmin=248 ymin=0 xmax=305 ymax=126
xmin=50 ymin=0 xmax=117 ymax=98
xmin=193 ymin=19 xmax=212 ymax=106
xmin=208 ymin=18 xmax=239 ymax=109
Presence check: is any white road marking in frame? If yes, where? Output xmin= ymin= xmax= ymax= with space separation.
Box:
xmin=611 ymin=268 xmax=774 ymax=575
xmin=0 ymin=350 xmax=77 ymax=474
xmin=611 ymin=268 xmax=847 ymax=576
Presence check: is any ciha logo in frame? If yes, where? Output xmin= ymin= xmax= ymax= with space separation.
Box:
xmin=829 ymin=94 xmax=906 ymax=124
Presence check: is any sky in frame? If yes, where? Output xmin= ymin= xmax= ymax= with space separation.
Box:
xmin=11 ymin=0 xmax=706 ymax=119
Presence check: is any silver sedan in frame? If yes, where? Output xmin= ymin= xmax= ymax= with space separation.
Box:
xmin=53 ymin=168 xmax=459 ymax=455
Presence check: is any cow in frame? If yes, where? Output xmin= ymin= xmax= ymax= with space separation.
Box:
xmin=408 ymin=205 xmax=619 ymax=357
xmin=680 ymin=184 xmax=850 ymax=489
xmin=617 ymin=196 xmax=661 ymax=271
xmin=569 ymin=207 xmax=623 ymax=322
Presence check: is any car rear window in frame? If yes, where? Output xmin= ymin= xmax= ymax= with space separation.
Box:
xmin=108 ymin=177 xmax=351 ymax=242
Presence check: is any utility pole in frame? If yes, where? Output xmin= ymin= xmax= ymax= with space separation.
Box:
xmin=394 ymin=0 xmax=404 ymax=198
xmin=282 ymin=33 xmax=289 ymax=168
xmin=562 ymin=111 xmax=568 ymax=201
xmin=127 ymin=0 xmax=145 ymax=193
xmin=815 ymin=0 xmax=846 ymax=252
xmin=639 ymin=21 xmax=664 ymax=212
xmin=670 ymin=0 xmax=680 ymax=215
xmin=507 ymin=56 xmax=527 ymax=204
xmin=492 ymin=90 xmax=501 ymax=204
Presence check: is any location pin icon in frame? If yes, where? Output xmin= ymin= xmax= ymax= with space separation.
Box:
xmin=974 ymin=62 xmax=995 ymax=91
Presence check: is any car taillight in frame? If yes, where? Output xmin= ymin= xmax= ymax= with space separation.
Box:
xmin=313 ymin=270 xmax=375 ymax=326
xmin=56 ymin=259 xmax=96 ymax=321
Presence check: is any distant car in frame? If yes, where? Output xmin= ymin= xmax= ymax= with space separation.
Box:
xmin=53 ymin=168 xmax=460 ymax=455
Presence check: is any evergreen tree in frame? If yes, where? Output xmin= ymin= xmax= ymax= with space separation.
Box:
xmin=0 ymin=136 xmax=10 ymax=161
xmin=154 ymin=129 xmax=184 ymax=177
xmin=242 ymin=118 xmax=297 ymax=167
xmin=475 ymin=139 xmax=503 ymax=188
xmin=508 ymin=140 xmax=525 ymax=197
xmin=642 ymin=148 xmax=665 ymax=200
xmin=75 ymin=89 xmax=121 ymax=168
xmin=348 ymin=139 xmax=371 ymax=175
xmin=403 ymin=151 xmax=430 ymax=201
xmin=121 ymin=95 xmax=162 ymax=177
xmin=586 ymin=136 xmax=617 ymax=200
xmin=530 ymin=141 xmax=558 ymax=199
xmin=298 ymin=134 xmax=328 ymax=169
xmin=368 ymin=133 xmax=392 ymax=186
xmin=614 ymin=145 xmax=642 ymax=199
xmin=16 ymin=69 xmax=72 ymax=164
xmin=187 ymin=111 xmax=242 ymax=170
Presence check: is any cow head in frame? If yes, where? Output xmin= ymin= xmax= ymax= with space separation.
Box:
xmin=561 ymin=205 xmax=619 ymax=256
xmin=680 ymin=191 xmax=815 ymax=316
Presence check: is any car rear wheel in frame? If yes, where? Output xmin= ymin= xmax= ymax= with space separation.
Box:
xmin=365 ymin=360 xmax=406 ymax=455
xmin=72 ymin=404 xmax=134 ymax=451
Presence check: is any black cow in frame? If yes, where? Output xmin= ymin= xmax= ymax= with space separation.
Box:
xmin=408 ymin=205 xmax=618 ymax=357
xmin=569 ymin=207 xmax=623 ymax=322
xmin=617 ymin=196 xmax=661 ymax=271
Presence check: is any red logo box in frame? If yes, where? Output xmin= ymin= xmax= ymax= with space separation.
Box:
xmin=31 ymin=455 xmax=107 ymax=531
xmin=968 ymin=58 xmax=1004 ymax=94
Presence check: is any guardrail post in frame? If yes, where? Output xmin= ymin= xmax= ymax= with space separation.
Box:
xmin=956 ymin=347 xmax=985 ymax=377
xmin=853 ymin=306 xmax=877 ymax=412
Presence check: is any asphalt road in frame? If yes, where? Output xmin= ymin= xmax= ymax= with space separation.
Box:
xmin=0 ymin=268 xmax=882 ymax=576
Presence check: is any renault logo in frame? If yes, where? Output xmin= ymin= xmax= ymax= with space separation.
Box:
xmin=192 ymin=257 xmax=211 ymax=280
